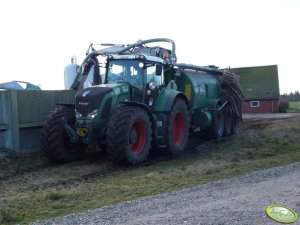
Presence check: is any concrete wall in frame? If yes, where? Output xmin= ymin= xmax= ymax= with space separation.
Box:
xmin=0 ymin=90 xmax=76 ymax=157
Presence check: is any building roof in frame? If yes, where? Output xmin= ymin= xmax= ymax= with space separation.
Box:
xmin=0 ymin=81 xmax=41 ymax=90
xmin=231 ymin=65 xmax=279 ymax=100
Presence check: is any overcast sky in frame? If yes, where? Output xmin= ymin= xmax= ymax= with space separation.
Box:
xmin=0 ymin=0 xmax=299 ymax=94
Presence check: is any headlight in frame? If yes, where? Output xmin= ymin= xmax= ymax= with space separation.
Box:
xmin=87 ymin=110 xmax=98 ymax=119
xmin=75 ymin=110 xmax=82 ymax=119
xmin=148 ymin=99 xmax=153 ymax=106
xmin=135 ymin=54 xmax=145 ymax=60
xmin=148 ymin=82 xmax=157 ymax=91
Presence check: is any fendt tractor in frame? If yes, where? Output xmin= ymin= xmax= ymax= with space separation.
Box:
xmin=41 ymin=38 xmax=244 ymax=165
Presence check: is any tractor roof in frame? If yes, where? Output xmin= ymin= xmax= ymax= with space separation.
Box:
xmin=107 ymin=54 xmax=166 ymax=64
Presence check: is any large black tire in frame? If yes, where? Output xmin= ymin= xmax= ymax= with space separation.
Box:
xmin=223 ymin=104 xmax=233 ymax=136
xmin=164 ymin=98 xmax=190 ymax=154
xmin=106 ymin=107 xmax=152 ymax=165
xmin=208 ymin=103 xmax=224 ymax=140
xmin=40 ymin=106 xmax=85 ymax=162
xmin=231 ymin=119 xmax=237 ymax=135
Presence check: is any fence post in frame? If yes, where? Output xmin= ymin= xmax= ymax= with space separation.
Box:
xmin=3 ymin=90 xmax=21 ymax=155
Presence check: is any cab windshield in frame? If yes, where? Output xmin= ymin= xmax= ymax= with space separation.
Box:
xmin=107 ymin=60 xmax=144 ymax=89
xmin=106 ymin=59 xmax=164 ymax=90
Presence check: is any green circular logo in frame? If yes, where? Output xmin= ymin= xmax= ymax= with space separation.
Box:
xmin=266 ymin=205 xmax=298 ymax=223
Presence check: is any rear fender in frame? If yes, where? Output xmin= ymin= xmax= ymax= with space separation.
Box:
xmin=152 ymin=89 xmax=189 ymax=147
xmin=154 ymin=89 xmax=189 ymax=113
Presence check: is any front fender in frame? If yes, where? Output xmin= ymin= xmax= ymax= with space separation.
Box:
xmin=56 ymin=104 xmax=75 ymax=110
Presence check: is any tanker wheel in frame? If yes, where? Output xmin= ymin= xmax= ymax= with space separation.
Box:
xmin=208 ymin=103 xmax=224 ymax=140
xmin=106 ymin=107 xmax=152 ymax=165
xmin=165 ymin=98 xmax=190 ymax=155
xmin=231 ymin=119 xmax=237 ymax=135
xmin=223 ymin=104 xmax=233 ymax=136
xmin=40 ymin=106 xmax=85 ymax=162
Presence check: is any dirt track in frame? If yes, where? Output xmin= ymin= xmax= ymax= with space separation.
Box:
xmin=242 ymin=112 xmax=298 ymax=120
xmin=33 ymin=163 xmax=300 ymax=225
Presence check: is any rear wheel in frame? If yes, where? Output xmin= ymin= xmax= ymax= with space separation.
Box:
xmin=223 ymin=104 xmax=233 ymax=136
xmin=208 ymin=103 xmax=224 ymax=140
xmin=231 ymin=119 xmax=237 ymax=135
xmin=40 ymin=106 xmax=85 ymax=162
xmin=164 ymin=98 xmax=189 ymax=154
xmin=106 ymin=107 xmax=152 ymax=165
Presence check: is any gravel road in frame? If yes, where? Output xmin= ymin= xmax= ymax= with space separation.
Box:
xmin=33 ymin=162 xmax=300 ymax=225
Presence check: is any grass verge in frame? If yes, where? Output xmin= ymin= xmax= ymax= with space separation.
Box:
xmin=1 ymin=115 xmax=300 ymax=224
xmin=287 ymin=101 xmax=300 ymax=113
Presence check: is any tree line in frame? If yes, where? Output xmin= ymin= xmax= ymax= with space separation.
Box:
xmin=280 ymin=91 xmax=300 ymax=102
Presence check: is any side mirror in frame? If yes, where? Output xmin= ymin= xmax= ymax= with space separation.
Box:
xmin=155 ymin=64 xmax=163 ymax=76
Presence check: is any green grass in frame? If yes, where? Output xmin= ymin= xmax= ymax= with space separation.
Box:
xmin=287 ymin=101 xmax=300 ymax=112
xmin=1 ymin=115 xmax=300 ymax=224
xmin=289 ymin=101 xmax=300 ymax=107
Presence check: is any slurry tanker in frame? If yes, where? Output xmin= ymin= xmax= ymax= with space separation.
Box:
xmin=41 ymin=38 xmax=244 ymax=164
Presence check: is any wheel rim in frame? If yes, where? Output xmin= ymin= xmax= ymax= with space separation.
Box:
xmin=172 ymin=112 xmax=185 ymax=145
xmin=130 ymin=121 xmax=146 ymax=154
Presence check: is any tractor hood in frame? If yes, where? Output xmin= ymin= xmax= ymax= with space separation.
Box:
xmin=75 ymin=83 xmax=130 ymax=117
xmin=98 ymin=83 xmax=130 ymax=95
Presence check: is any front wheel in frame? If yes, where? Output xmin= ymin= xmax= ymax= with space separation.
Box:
xmin=106 ymin=107 xmax=152 ymax=165
xmin=40 ymin=106 xmax=85 ymax=162
xmin=164 ymin=98 xmax=190 ymax=154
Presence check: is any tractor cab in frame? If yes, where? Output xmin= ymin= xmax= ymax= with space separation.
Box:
xmin=104 ymin=56 xmax=165 ymax=104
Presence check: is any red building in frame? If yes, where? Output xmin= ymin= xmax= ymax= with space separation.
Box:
xmin=232 ymin=65 xmax=280 ymax=114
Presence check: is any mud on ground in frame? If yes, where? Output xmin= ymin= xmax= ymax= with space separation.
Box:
xmin=1 ymin=113 xmax=297 ymax=192
xmin=1 ymin=113 xmax=300 ymax=224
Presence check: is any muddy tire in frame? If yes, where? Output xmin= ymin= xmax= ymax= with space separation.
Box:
xmin=40 ymin=106 xmax=85 ymax=162
xmin=208 ymin=103 xmax=224 ymax=140
xmin=164 ymin=98 xmax=190 ymax=154
xmin=231 ymin=119 xmax=237 ymax=135
xmin=106 ymin=107 xmax=152 ymax=165
xmin=223 ymin=105 xmax=233 ymax=136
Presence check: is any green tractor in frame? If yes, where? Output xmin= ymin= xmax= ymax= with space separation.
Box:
xmin=41 ymin=38 xmax=243 ymax=164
